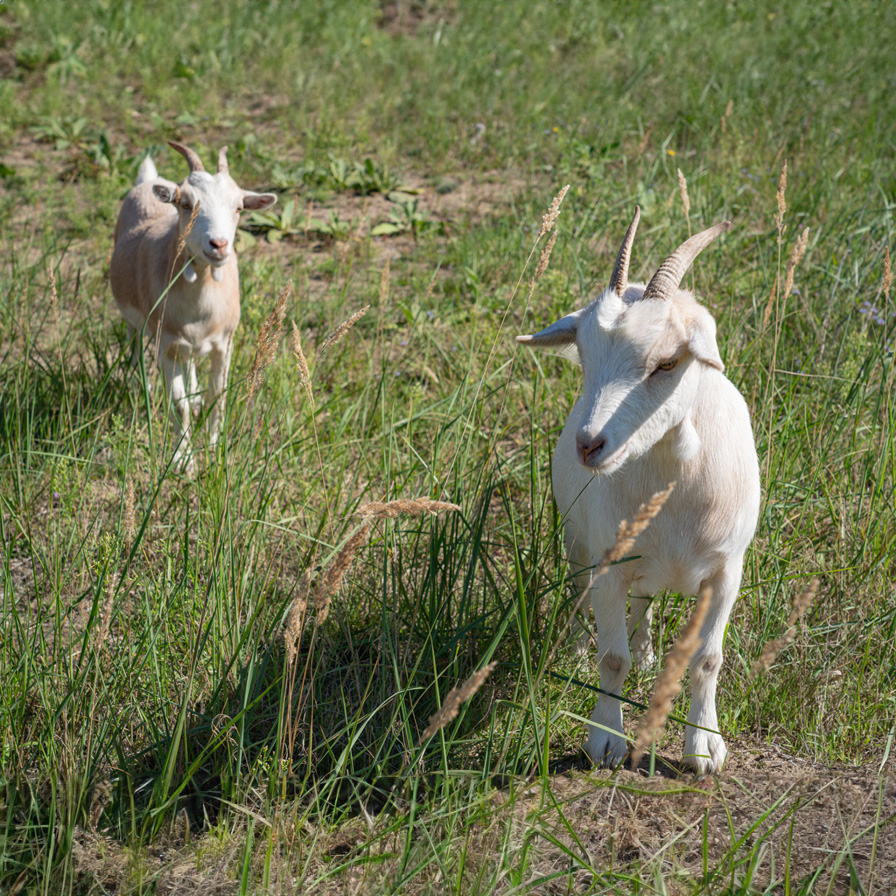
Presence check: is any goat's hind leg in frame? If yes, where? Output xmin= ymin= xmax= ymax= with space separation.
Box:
xmin=628 ymin=594 xmax=656 ymax=669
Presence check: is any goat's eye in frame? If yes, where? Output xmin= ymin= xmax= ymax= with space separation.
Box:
xmin=652 ymin=358 xmax=678 ymax=375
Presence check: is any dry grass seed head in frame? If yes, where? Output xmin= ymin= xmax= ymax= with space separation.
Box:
xmin=379 ymin=256 xmax=391 ymax=308
xmin=123 ymin=480 xmax=136 ymax=547
xmin=312 ymin=525 xmax=370 ymax=625
xmin=290 ymin=321 xmax=314 ymax=405
xmin=357 ymin=497 xmax=461 ymax=519
xmin=419 ymin=661 xmax=497 ymax=744
xmin=91 ymin=577 xmax=117 ymax=655
xmin=283 ymin=566 xmax=313 ymax=665
xmin=319 ymin=305 xmax=370 ymax=355
xmin=538 ymin=185 xmax=570 ymax=237
xmin=676 ymin=169 xmax=690 ymax=219
xmin=751 ymin=577 xmax=820 ymax=677
xmin=534 ymin=230 xmax=557 ymax=282
xmin=783 ymin=227 xmax=810 ymax=299
xmin=882 ymin=246 xmax=892 ymax=302
xmin=630 ymin=584 xmax=712 ymax=768
xmin=774 ymin=160 xmax=787 ymax=244
xmin=248 ymin=280 xmax=291 ymax=397
xmin=598 ymin=481 xmax=677 ymax=574
xmin=174 ymin=198 xmax=201 ymax=265
xmin=720 ymin=99 xmax=734 ymax=134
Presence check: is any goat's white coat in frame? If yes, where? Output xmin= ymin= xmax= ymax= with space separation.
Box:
xmin=110 ymin=142 xmax=276 ymax=472
xmin=518 ymin=211 xmax=760 ymax=774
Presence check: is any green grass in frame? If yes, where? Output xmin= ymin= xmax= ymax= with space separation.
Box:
xmin=1 ymin=0 xmax=895 ymax=892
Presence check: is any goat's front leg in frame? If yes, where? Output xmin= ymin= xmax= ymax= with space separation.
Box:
xmin=159 ymin=349 xmax=195 ymax=475
xmin=584 ymin=569 xmax=632 ymax=768
xmin=205 ymin=336 xmax=233 ymax=449
xmin=683 ymin=560 xmax=744 ymax=775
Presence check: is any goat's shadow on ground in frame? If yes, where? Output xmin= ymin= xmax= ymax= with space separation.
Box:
xmin=546 ymin=749 xmax=683 ymax=779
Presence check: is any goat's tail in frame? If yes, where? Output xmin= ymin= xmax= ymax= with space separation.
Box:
xmin=136 ymin=154 xmax=158 ymax=186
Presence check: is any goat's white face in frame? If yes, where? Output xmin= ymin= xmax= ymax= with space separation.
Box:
xmin=570 ymin=288 xmax=720 ymax=471
xmin=518 ymin=208 xmax=729 ymax=475
xmin=152 ymin=143 xmax=276 ymax=276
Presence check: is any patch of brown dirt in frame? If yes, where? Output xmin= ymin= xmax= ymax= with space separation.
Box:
xmin=525 ymin=737 xmax=896 ymax=891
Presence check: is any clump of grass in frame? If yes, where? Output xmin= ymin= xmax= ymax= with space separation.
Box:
xmin=418 ymin=661 xmax=497 ymax=745
xmin=629 ymin=584 xmax=711 ymax=769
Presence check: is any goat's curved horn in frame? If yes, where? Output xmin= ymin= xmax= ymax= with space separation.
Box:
xmin=641 ymin=221 xmax=731 ymax=302
xmin=217 ymin=146 xmax=229 ymax=175
xmin=169 ymin=141 xmax=206 ymax=173
xmin=608 ymin=206 xmax=640 ymax=296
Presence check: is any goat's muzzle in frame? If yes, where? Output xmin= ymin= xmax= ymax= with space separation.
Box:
xmin=577 ymin=433 xmax=606 ymax=467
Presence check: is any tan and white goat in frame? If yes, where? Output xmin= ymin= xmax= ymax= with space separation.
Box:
xmin=110 ymin=141 xmax=276 ymax=472
xmin=518 ymin=208 xmax=760 ymax=774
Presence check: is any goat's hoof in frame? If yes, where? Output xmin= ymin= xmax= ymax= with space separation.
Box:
xmin=682 ymin=731 xmax=727 ymax=775
xmin=584 ymin=731 xmax=628 ymax=770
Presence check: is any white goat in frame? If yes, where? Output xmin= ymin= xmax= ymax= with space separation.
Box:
xmin=518 ymin=208 xmax=760 ymax=774
xmin=110 ymin=141 xmax=277 ymax=472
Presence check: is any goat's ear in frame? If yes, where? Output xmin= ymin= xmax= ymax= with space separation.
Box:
xmin=241 ymin=190 xmax=277 ymax=212
xmin=152 ymin=180 xmax=180 ymax=205
xmin=516 ymin=310 xmax=583 ymax=365
xmin=687 ymin=306 xmax=724 ymax=371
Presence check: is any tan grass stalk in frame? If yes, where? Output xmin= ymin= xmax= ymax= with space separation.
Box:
xmin=357 ymin=497 xmax=461 ymax=519
xmin=637 ymin=123 xmax=653 ymax=157
xmin=629 ymin=584 xmax=712 ymax=769
xmin=282 ymin=566 xmax=312 ymax=665
xmin=534 ymin=230 xmax=557 ymax=282
xmin=123 ymin=480 xmax=136 ymax=547
xmin=318 ymin=305 xmax=370 ymax=355
xmin=774 ymin=160 xmax=787 ymax=245
xmin=48 ymin=266 xmax=60 ymax=337
xmin=677 ymin=169 xmax=691 ymax=220
xmin=248 ymin=281 xmax=291 ymax=397
xmin=173 ymin=199 xmax=200 ymax=268
xmin=538 ymin=185 xmax=570 ymax=238
xmin=761 ymin=278 xmax=778 ymax=331
xmin=751 ymin=577 xmax=819 ymax=677
xmin=91 ymin=577 xmax=117 ymax=655
xmin=418 ymin=661 xmax=497 ymax=744
xmin=311 ymin=525 xmax=370 ymax=625
xmin=720 ymin=100 xmax=734 ymax=134
xmin=882 ymin=246 xmax=892 ymax=302
xmin=782 ymin=227 xmax=810 ymax=299
xmin=290 ymin=321 xmax=314 ymax=405
xmin=596 ymin=481 xmax=677 ymax=576
xmin=379 ymin=256 xmax=391 ymax=307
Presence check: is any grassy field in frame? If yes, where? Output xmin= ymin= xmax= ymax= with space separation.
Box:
xmin=1 ymin=0 xmax=895 ymax=892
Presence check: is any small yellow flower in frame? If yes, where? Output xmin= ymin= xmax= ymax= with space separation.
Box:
xmin=667 ymin=149 xmax=676 ymax=156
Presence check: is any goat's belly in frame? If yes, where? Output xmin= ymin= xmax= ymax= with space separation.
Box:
xmin=629 ymin=559 xmax=710 ymax=598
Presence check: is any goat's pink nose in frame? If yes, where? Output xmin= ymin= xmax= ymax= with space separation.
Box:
xmin=577 ymin=434 xmax=606 ymax=466
xmin=209 ymin=238 xmax=228 ymax=251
